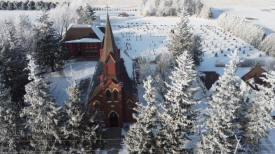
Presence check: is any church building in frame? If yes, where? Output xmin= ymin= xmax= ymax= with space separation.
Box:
xmin=88 ymin=14 xmax=137 ymax=128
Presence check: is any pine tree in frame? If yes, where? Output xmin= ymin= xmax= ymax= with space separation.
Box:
xmin=61 ymin=81 xmax=101 ymax=152
xmin=21 ymin=55 xmax=61 ymax=152
xmin=199 ymin=50 xmax=242 ymax=153
xmin=14 ymin=15 xmax=33 ymax=50
xmin=166 ymin=15 xmax=202 ymax=65
xmin=32 ymin=11 xmax=64 ymax=72
xmin=241 ymin=71 xmax=275 ymax=152
xmin=0 ymin=21 xmax=28 ymax=104
xmin=0 ymin=74 xmax=21 ymax=152
xmin=159 ymin=51 xmax=200 ymax=153
xmin=124 ymin=76 xmax=161 ymax=153
xmin=76 ymin=4 xmax=96 ymax=24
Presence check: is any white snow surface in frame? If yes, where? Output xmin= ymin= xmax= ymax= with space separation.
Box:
xmin=204 ymin=0 xmax=275 ymax=34
xmin=92 ymin=24 xmax=105 ymax=41
xmin=261 ymin=128 xmax=275 ymax=153
xmin=70 ymin=24 xmax=92 ymax=28
xmin=65 ymin=38 xmax=101 ymax=43
xmin=46 ymin=60 xmax=97 ymax=106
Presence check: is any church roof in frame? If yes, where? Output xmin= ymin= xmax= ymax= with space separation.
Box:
xmin=101 ymin=14 xmax=118 ymax=62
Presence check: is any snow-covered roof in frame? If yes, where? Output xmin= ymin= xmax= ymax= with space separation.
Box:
xmin=69 ymin=24 xmax=92 ymax=28
xmin=92 ymin=25 xmax=105 ymax=41
xmin=65 ymin=38 xmax=102 ymax=43
xmin=65 ymin=24 xmax=105 ymax=42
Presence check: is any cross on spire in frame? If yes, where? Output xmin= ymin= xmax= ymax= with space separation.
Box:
xmin=106 ymin=5 xmax=110 ymax=13
xmin=105 ymin=0 xmax=110 ymax=14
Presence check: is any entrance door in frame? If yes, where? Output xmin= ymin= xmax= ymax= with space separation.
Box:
xmin=109 ymin=112 xmax=119 ymax=127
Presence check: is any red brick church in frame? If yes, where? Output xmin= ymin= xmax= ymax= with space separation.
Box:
xmin=88 ymin=14 xmax=137 ymax=128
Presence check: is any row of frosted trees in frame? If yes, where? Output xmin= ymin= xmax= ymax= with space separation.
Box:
xmin=0 ymin=1 xmax=58 ymax=10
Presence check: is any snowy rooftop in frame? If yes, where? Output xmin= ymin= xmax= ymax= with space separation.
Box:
xmin=92 ymin=24 xmax=105 ymax=41
xmin=69 ymin=24 xmax=92 ymax=28
xmin=67 ymin=24 xmax=105 ymax=42
xmin=65 ymin=38 xmax=102 ymax=43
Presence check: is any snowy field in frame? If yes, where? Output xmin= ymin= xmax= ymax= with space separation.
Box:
xmin=204 ymin=0 xmax=275 ymax=34
xmin=106 ymin=14 xmax=275 ymax=79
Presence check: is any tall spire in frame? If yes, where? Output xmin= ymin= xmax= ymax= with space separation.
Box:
xmin=101 ymin=7 xmax=117 ymax=62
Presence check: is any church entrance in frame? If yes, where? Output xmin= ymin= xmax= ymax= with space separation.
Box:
xmin=109 ymin=112 xmax=119 ymax=127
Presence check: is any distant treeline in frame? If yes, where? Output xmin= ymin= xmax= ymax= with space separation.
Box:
xmin=92 ymin=7 xmax=138 ymax=12
xmin=0 ymin=1 xmax=61 ymax=10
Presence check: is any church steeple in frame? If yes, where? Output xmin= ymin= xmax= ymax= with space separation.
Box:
xmin=100 ymin=12 xmax=118 ymax=62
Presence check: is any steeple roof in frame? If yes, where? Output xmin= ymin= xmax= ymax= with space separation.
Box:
xmin=101 ymin=13 xmax=118 ymax=62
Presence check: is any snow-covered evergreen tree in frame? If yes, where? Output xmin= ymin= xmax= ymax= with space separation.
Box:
xmin=167 ymin=15 xmax=202 ymax=65
xmin=0 ymin=74 xmax=21 ymax=152
xmin=13 ymin=15 xmax=33 ymax=50
xmin=0 ymin=20 xmax=28 ymax=104
xmin=257 ymin=70 xmax=275 ymax=111
xmin=32 ymin=11 xmax=64 ymax=72
xmin=199 ymin=50 xmax=242 ymax=153
xmin=61 ymin=80 xmax=101 ymax=152
xmin=124 ymin=76 xmax=161 ymax=153
xmin=167 ymin=15 xmax=192 ymax=58
xmin=159 ymin=51 xmax=200 ymax=153
xmin=241 ymin=70 xmax=275 ymax=152
xmin=76 ymin=4 xmax=96 ymax=24
xmin=21 ymin=55 xmax=61 ymax=152
xmin=155 ymin=51 xmax=173 ymax=99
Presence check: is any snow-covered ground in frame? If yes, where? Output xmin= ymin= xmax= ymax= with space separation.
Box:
xmin=46 ymin=60 xmax=97 ymax=106
xmin=204 ymin=0 xmax=275 ymax=34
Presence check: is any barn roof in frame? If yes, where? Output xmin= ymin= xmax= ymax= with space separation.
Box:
xmin=242 ymin=65 xmax=265 ymax=82
xmin=241 ymin=65 xmax=266 ymax=89
xmin=64 ymin=24 xmax=104 ymax=43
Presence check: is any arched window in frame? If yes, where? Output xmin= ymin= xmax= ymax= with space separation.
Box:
xmin=106 ymin=90 xmax=111 ymax=101
xmin=128 ymin=100 xmax=134 ymax=110
xmin=113 ymin=90 xmax=118 ymax=101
